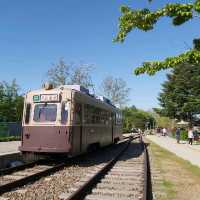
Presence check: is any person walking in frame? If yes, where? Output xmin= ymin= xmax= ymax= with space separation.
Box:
xmin=175 ymin=128 xmax=181 ymax=144
xmin=188 ymin=127 xmax=194 ymax=145
xmin=162 ymin=128 xmax=167 ymax=136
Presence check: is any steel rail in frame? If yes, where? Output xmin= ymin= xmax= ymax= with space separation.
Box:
xmin=66 ymin=135 xmax=141 ymax=200
xmin=0 ymin=156 xmax=79 ymax=195
xmin=0 ymin=137 xmax=134 ymax=196
xmin=143 ymin=140 xmax=148 ymax=200
xmin=0 ymin=161 xmax=69 ymax=195
xmin=144 ymin=140 xmax=153 ymax=200
xmin=0 ymin=159 xmax=48 ymax=176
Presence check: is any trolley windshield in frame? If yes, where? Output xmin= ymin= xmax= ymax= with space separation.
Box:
xmin=33 ymin=104 xmax=57 ymax=122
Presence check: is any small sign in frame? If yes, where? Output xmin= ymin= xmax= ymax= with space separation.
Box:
xmin=33 ymin=95 xmax=40 ymax=102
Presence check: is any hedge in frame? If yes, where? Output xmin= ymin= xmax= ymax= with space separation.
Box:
xmin=0 ymin=136 xmax=21 ymax=142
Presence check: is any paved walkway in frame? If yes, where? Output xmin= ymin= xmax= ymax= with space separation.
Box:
xmin=146 ymin=135 xmax=200 ymax=168
xmin=0 ymin=141 xmax=20 ymax=155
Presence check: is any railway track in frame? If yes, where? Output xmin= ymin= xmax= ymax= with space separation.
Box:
xmin=0 ymin=136 xmax=142 ymax=198
xmin=0 ymin=158 xmax=72 ymax=195
xmin=59 ymin=136 xmax=148 ymax=200
xmin=0 ymin=159 xmax=46 ymax=176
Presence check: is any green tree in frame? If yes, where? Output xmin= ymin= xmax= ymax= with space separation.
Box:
xmin=115 ymin=0 xmax=200 ymax=75
xmin=0 ymin=79 xmax=24 ymax=122
xmin=157 ymin=62 xmax=200 ymax=123
xmin=122 ymin=106 xmax=155 ymax=132
xmin=151 ymin=110 xmax=176 ymax=129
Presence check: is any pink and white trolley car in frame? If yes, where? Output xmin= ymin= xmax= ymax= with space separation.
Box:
xmin=19 ymin=84 xmax=122 ymax=158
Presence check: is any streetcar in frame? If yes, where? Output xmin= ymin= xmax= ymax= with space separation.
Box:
xmin=19 ymin=84 xmax=122 ymax=158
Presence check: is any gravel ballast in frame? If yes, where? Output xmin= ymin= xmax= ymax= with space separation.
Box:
xmin=2 ymin=141 xmax=128 ymax=200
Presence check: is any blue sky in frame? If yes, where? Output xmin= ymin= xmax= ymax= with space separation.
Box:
xmin=0 ymin=0 xmax=199 ymax=110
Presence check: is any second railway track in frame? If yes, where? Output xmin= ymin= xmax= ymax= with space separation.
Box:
xmin=0 ymin=158 xmax=71 ymax=195
xmin=59 ymin=136 xmax=149 ymax=200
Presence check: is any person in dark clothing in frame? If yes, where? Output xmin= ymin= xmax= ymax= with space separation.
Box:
xmin=175 ymin=128 xmax=181 ymax=144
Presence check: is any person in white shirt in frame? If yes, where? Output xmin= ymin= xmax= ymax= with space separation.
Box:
xmin=188 ymin=128 xmax=194 ymax=145
xmin=162 ymin=128 xmax=167 ymax=136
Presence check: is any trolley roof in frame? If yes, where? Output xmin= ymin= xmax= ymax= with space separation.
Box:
xmin=26 ymin=85 xmax=121 ymax=112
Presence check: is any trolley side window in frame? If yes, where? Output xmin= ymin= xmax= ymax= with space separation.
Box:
xmin=33 ymin=104 xmax=57 ymax=122
xmin=112 ymin=113 xmax=116 ymax=124
xmin=84 ymin=104 xmax=111 ymax=125
xmin=61 ymin=102 xmax=69 ymax=124
xmin=116 ymin=112 xmax=122 ymax=125
xmin=74 ymin=103 xmax=82 ymax=124
xmin=25 ymin=103 xmax=31 ymax=124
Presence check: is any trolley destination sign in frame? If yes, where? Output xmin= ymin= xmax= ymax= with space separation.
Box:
xmin=33 ymin=94 xmax=60 ymax=102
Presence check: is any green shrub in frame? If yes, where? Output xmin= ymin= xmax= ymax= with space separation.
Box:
xmin=171 ymin=132 xmax=175 ymax=138
xmin=180 ymin=130 xmax=188 ymax=141
xmin=0 ymin=136 xmax=20 ymax=142
xmin=172 ymin=129 xmax=188 ymax=141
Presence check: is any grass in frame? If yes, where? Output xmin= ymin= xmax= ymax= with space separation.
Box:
xmin=148 ymin=142 xmax=177 ymax=199
xmin=194 ymin=140 xmax=200 ymax=145
xmin=162 ymin=179 xmax=176 ymax=199
xmin=147 ymin=139 xmax=200 ymax=200
xmin=175 ymin=157 xmax=200 ymax=177
xmin=151 ymin=141 xmax=200 ymax=176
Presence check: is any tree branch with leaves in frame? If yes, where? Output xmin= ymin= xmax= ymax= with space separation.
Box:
xmin=0 ymin=79 xmax=24 ymax=122
xmin=114 ymin=0 xmax=200 ymax=75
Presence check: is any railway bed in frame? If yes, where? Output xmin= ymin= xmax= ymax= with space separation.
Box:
xmin=0 ymin=158 xmax=71 ymax=195
xmin=59 ymin=137 xmax=149 ymax=200
xmin=0 ymin=136 xmax=144 ymax=199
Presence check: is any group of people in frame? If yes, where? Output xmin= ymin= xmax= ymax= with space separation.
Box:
xmin=175 ymin=127 xmax=195 ymax=145
xmin=156 ymin=127 xmax=168 ymax=136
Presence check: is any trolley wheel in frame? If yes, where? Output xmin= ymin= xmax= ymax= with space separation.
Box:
xmin=114 ymin=137 xmax=119 ymax=144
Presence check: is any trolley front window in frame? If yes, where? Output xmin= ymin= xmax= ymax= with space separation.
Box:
xmin=33 ymin=104 xmax=57 ymax=122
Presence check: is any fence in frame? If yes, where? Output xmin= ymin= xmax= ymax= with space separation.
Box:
xmin=0 ymin=122 xmax=22 ymax=137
